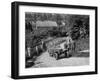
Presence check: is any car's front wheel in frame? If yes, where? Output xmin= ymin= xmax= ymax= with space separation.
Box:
xmin=53 ymin=53 xmax=58 ymax=60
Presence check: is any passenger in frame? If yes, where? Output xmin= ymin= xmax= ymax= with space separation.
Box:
xmin=65 ymin=33 xmax=75 ymax=57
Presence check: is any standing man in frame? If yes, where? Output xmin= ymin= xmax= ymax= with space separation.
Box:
xmin=66 ymin=33 xmax=73 ymax=49
xmin=65 ymin=33 xmax=75 ymax=57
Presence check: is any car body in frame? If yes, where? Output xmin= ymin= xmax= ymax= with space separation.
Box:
xmin=48 ymin=39 xmax=75 ymax=60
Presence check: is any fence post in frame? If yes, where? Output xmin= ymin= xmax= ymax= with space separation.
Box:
xmin=27 ymin=47 xmax=31 ymax=57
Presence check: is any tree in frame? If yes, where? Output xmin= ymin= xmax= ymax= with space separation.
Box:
xmin=70 ymin=15 xmax=89 ymax=40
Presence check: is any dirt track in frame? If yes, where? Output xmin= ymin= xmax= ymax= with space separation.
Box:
xmin=33 ymin=51 xmax=89 ymax=68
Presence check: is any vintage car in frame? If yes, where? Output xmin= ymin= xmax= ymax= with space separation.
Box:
xmin=48 ymin=39 xmax=75 ymax=60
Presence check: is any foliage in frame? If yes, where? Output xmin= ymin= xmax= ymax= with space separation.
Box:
xmin=70 ymin=15 xmax=89 ymax=40
xmin=25 ymin=13 xmax=89 ymax=48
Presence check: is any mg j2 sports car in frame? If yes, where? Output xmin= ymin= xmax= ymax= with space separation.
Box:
xmin=48 ymin=39 xmax=75 ymax=60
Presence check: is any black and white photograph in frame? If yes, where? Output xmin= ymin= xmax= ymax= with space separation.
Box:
xmin=11 ymin=1 xmax=97 ymax=79
xmin=25 ymin=12 xmax=90 ymax=68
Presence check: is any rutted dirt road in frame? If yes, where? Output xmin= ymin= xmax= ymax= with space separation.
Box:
xmin=33 ymin=51 xmax=89 ymax=68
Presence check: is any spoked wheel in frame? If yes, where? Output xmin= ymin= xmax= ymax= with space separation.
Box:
xmin=53 ymin=53 xmax=58 ymax=60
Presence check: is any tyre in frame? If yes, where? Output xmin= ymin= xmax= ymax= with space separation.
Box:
xmin=53 ymin=52 xmax=58 ymax=60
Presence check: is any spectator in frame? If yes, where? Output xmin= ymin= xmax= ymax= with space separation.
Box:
xmin=65 ymin=33 xmax=75 ymax=51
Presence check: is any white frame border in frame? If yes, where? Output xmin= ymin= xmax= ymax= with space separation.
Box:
xmin=19 ymin=5 xmax=95 ymax=76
